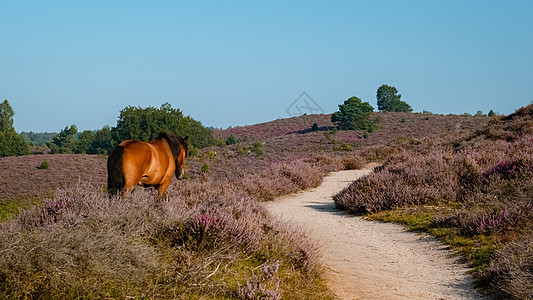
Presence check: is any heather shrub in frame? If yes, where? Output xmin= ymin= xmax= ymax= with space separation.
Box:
xmin=242 ymin=159 xmax=324 ymax=201
xmin=343 ymin=154 xmax=365 ymax=170
xmin=238 ymin=260 xmax=281 ymax=300
xmin=0 ymin=169 xmax=328 ymax=299
xmin=308 ymin=153 xmax=344 ymax=173
xmin=0 ymin=185 xmax=167 ymax=298
xmin=333 ymin=104 xmax=533 ymax=298
xmin=481 ymin=239 xmax=533 ymax=299
xmin=334 ymin=150 xmax=458 ymax=212
xmin=435 ymin=201 xmax=533 ymax=236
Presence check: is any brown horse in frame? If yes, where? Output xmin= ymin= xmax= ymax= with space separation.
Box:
xmin=107 ymin=131 xmax=188 ymax=198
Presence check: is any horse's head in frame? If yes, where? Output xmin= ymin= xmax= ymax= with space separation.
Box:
xmin=157 ymin=131 xmax=189 ymax=180
xmin=175 ymin=136 xmax=188 ymax=180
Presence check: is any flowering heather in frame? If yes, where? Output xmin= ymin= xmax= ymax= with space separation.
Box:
xmin=0 ymin=154 xmax=106 ymax=201
xmin=238 ymin=260 xmax=281 ymax=300
xmin=334 ymin=150 xmax=458 ymax=212
xmin=333 ymin=103 xmax=533 ymax=298
xmin=437 ymin=201 xmax=533 ymax=236
xmin=482 ymin=159 xmax=527 ymax=180
xmin=0 ymin=108 xmax=493 ymax=298
xmin=241 ymin=159 xmax=325 ymax=201
xmin=481 ymin=239 xmax=533 ymax=299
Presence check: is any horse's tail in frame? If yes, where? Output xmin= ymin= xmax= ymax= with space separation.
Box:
xmin=107 ymin=146 xmax=125 ymax=197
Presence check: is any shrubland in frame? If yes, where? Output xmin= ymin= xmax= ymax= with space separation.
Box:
xmin=1 ymin=109 xmax=495 ymax=298
xmin=333 ymin=104 xmax=533 ymax=299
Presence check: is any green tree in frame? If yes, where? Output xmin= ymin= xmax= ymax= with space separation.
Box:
xmin=0 ymin=100 xmax=30 ymax=157
xmin=77 ymin=130 xmax=95 ymax=154
xmin=88 ymin=125 xmax=114 ymax=155
xmin=49 ymin=125 xmax=78 ymax=154
xmin=488 ymin=110 xmax=495 ymax=117
xmin=113 ymin=103 xmax=214 ymax=148
xmin=331 ymin=97 xmax=375 ymax=130
xmin=376 ymin=85 xmax=413 ymax=112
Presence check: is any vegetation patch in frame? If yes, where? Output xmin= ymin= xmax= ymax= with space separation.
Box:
xmin=334 ymin=104 xmax=533 ymax=298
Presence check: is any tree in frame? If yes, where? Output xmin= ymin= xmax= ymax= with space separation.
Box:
xmin=48 ymin=125 xmax=78 ymax=154
xmin=77 ymin=130 xmax=95 ymax=154
xmin=376 ymin=85 xmax=413 ymax=112
xmin=331 ymin=97 xmax=375 ymax=130
xmin=0 ymin=100 xmax=30 ymax=157
xmin=88 ymin=125 xmax=114 ymax=155
xmin=113 ymin=103 xmax=214 ymax=148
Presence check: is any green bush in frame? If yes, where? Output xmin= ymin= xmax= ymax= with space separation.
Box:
xmin=38 ymin=161 xmax=50 ymax=170
xmin=237 ymin=147 xmax=245 ymax=156
xmin=201 ymin=162 xmax=210 ymax=173
xmin=188 ymin=145 xmax=198 ymax=157
xmin=226 ymin=135 xmax=237 ymax=145
xmin=252 ymin=141 xmax=263 ymax=156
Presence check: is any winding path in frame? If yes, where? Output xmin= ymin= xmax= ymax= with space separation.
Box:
xmin=265 ymin=168 xmax=486 ymax=300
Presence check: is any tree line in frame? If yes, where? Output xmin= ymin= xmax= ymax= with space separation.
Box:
xmin=0 ymin=101 xmax=214 ymax=157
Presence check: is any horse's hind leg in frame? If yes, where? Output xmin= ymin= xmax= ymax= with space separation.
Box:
xmin=122 ymin=172 xmax=143 ymax=200
xmin=157 ymin=179 xmax=171 ymax=198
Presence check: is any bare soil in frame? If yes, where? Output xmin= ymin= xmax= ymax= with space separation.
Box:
xmin=265 ymin=167 xmax=486 ymax=300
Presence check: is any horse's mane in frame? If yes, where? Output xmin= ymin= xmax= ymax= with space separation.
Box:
xmin=156 ymin=131 xmax=188 ymax=159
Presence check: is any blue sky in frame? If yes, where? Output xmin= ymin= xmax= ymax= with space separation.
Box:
xmin=1 ymin=1 xmax=532 ymax=132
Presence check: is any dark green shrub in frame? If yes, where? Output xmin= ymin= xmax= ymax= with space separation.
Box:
xmin=252 ymin=141 xmax=263 ymax=156
xmin=226 ymin=135 xmax=237 ymax=145
xmin=201 ymin=162 xmax=209 ymax=173
xmin=38 ymin=161 xmax=49 ymax=170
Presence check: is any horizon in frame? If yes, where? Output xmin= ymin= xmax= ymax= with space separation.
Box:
xmin=1 ymin=1 xmax=532 ymax=132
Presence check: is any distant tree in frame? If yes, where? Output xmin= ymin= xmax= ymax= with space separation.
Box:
xmin=113 ymin=103 xmax=214 ymax=148
xmin=311 ymin=123 xmax=319 ymax=131
xmin=49 ymin=125 xmax=78 ymax=154
xmin=88 ymin=125 xmax=114 ymax=155
xmin=77 ymin=130 xmax=95 ymax=154
xmin=20 ymin=131 xmax=56 ymax=146
xmin=0 ymin=100 xmax=30 ymax=157
xmin=488 ymin=110 xmax=495 ymax=117
xmin=376 ymin=85 xmax=413 ymax=112
xmin=331 ymin=97 xmax=375 ymax=130
xmin=475 ymin=110 xmax=485 ymax=117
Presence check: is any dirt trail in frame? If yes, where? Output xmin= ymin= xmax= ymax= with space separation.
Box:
xmin=265 ymin=168 xmax=485 ymax=300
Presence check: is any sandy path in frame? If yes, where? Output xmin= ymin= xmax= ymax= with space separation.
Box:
xmin=265 ymin=168 xmax=485 ymax=300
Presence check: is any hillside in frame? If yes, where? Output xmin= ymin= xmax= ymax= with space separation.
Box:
xmin=0 ymin=110 xmax=493 ymax=298
xmin=1 ymin=112 xmax=490 ymax=208
xmin=334 ymin=103 xmax=533 ymax=299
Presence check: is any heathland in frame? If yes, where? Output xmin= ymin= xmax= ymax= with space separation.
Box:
xmin=1 ymin=105 xmax=531 ymax=299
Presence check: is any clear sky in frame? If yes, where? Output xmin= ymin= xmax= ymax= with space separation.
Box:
xmin=1 ymin=1 xmax=532 ymax=132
